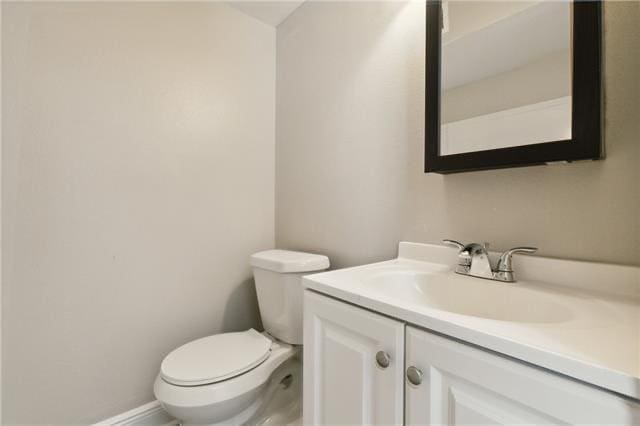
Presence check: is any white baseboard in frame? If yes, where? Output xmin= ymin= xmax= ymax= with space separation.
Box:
xmin=95 ymin=400 xmax=176 ymax=426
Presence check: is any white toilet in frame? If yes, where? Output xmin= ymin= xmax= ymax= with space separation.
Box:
xmin=154 ymin=250 xmax=329 ymax=425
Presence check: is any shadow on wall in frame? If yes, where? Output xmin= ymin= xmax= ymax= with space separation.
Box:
xmin=222 ymin=277 xmax=263 ymax=332
xmin=276 ymin=1 xmax=425 ymax=270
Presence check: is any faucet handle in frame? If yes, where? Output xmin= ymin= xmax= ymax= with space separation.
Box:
xmin=442 ymin=239 xmax=465 ymax=251
xmin=443 ymin=239 xmax=472 ymax=267
xmin=496 ymin=247 xmax=538 ymax=272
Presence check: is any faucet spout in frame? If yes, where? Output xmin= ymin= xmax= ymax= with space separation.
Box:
xmin=460 ymin=243 xmax=493 ymax=279
xmin=443 ymin=239 xmax=538 ymax=283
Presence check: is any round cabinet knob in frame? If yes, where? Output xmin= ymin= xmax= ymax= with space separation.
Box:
xmin=375 ymin=351 xmax=391 ymax=369
xmin=406 ymin=366 xmax=423 ymax=386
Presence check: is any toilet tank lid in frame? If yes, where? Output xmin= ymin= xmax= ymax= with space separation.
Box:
xmin=250 ymin=249 xmax=329 ymax=273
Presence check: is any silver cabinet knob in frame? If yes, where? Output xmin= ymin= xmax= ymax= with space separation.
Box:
xmin=406 ymin=366 xmax=423 ymax=386
xmin=375 ymin=351 xmax=391 ymax=369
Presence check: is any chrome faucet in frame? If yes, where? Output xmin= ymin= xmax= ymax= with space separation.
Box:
xmin=443 ymin=239 xmax=537 ymax=283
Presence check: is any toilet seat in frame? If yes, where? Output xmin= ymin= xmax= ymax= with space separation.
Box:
xmin=161 ymin=329 xmax=272 ymax=386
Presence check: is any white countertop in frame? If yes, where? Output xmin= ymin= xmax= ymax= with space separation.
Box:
xmin=303 ymin=242 xmax=640 ymax=400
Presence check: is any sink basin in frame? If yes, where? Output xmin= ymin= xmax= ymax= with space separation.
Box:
xmin=363 ymin=269 xmax=573 ymax=323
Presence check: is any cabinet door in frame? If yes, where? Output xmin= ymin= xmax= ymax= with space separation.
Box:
xmin=406 ymin=326 xmax=640 ymax=425
xmin=303 ymin=290 xmax=405 ymax=425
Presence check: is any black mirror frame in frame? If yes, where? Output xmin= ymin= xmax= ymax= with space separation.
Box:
xmin=425 ymin=0 xmax=603 ymax=174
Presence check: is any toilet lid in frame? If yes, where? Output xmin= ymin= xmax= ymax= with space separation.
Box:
xmin=160 ymin=329 xmax=272 ymax=386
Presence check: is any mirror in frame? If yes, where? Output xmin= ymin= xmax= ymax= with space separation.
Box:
xmin=441 ymin=1 xmax=572 ymax=155
xmin=425 ymin=0 xmax=602 ymax=174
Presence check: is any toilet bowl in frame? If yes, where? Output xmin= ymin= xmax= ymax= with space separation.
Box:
xmin=154 ymin=250 xmax=329 ymax=425
xmin=154 ymin=330 xmax=300 ymax=425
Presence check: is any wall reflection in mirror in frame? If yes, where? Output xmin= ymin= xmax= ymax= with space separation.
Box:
xmin=440 ymin=1 xmax=573 ymax=156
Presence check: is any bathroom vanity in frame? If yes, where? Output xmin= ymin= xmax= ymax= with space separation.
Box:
xmin=302 ymin=243 xmax=640 ymax=425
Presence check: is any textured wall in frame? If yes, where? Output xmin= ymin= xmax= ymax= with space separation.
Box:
xmin=2 ymin=2 xmax=275 ymax=423
xmin=276 ymin=1 xmax=639 ymax=268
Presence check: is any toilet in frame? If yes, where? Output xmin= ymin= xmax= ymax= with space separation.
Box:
xmin=154 ymin=249 xmax=330 ymax=425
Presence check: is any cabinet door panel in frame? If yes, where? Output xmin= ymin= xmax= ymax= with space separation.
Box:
xmin=303 ymin=290 xmax=404 ymax=425
xmin=406 ymin=326 xmax=640 ymax=425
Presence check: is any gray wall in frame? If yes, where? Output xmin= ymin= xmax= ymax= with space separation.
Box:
xmin=276 ymin=1 xmax=640 ymax=268
xmin=2 ymin=2 xmax=275 ymax=423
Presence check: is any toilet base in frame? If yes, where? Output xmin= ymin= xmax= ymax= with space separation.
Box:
xmin=178 ymin=358 xmax=301 ymax=426
xmin=245 ymin=358 xmax=301 ymax=426
xmin=162 ymin=356 xmax=301 ymax=426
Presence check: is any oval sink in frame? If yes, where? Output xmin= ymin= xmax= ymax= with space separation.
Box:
xmin=363 ymin=270 xmax=573 ymax=324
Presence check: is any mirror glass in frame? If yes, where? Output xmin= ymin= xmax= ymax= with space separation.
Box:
xmin=440 ymin=1 xmax=573 ymax=156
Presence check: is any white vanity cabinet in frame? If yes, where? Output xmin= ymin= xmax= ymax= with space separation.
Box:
xmin=303 ymin=290 xmax=405 ymax=425
xmin=304 ymin=290 xmax=640 ymax=425
xmin=405 ymin=326 xmax=640 ymax=425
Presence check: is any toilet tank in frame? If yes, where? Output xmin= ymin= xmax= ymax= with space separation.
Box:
xmin=250 ymin=250 xmax=330 ymax=344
